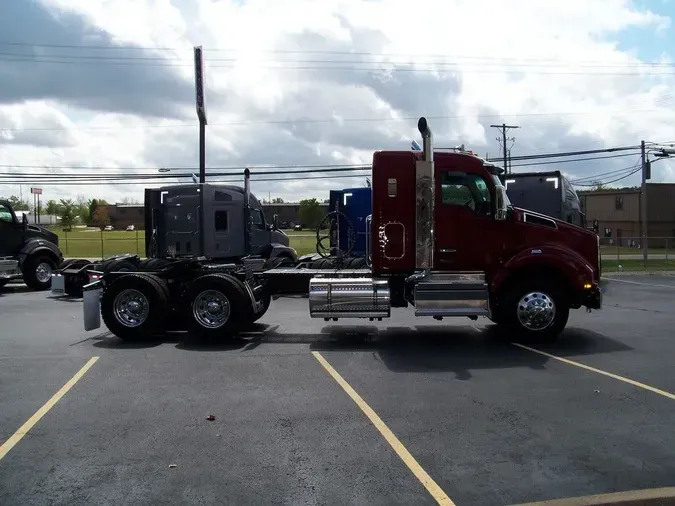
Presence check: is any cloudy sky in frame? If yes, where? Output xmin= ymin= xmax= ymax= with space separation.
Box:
xmin=1 ymin=0 xmax=675 ymax=205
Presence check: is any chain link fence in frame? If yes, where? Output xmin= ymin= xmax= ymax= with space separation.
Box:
xmin=59 ymin=229 xmax=144 ymax=259
xmin=57 ymin=229 xmax=674 ymax=272
xmin=599 ymin=236 xmax=674 ymax=272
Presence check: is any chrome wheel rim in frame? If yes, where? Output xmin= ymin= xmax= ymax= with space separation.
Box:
xmin=193 ymin=289 xmax=231 ymax=329
xmin=113 ymin=289 xmax=150 ymax=328
xmin=517 ymin=291 xmax=556 ymax=331
xmin=35 ymin=262 xmax=52 ymax=283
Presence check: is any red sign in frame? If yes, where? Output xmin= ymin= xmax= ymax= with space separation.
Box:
xmin=30 ymin=187 xmax=43 ymax=195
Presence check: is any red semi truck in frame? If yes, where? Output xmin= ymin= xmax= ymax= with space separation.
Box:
xmin=83 ymin=117 xmax=602 ymax=341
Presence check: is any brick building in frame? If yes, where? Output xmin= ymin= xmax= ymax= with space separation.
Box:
xmin=107 ymin=204 xmax=145 ymax=229
xmin=578 ymin=183 xmax=675 ymax=247
xmin=261 ymin=202 xmax=330 ymax=228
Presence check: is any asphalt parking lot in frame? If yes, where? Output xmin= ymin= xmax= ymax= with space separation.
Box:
xmin=1 ymin=275 xmax=675 ymax=506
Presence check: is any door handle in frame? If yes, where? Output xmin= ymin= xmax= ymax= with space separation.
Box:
xmin=440 ymin=248 xmax=456 ymax=254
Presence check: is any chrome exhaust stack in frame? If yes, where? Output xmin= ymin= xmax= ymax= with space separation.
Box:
xmin=415 ymin=117 xmax=435 ymax=270
xmin=244 ymin=168 xmax=252 ymax=256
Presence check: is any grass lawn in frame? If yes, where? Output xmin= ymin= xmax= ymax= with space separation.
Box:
xmin=53 ymin=227 xmax=674 ymax=273
xmin=54 ymin=228 xmax=318 ymax=259
xmin=601 ymin=259 xmax=675 ymax=273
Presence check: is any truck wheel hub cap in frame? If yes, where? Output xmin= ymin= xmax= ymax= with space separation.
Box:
xmin=517 ymin=291 xmax=555 ymax=331
xmin=113 ymin=289 xmax=150 ymax=328
xmin=35 ymin=262 xmax=52 ymax=283
xmin=193 ymin=290 xmax=230 ymax=329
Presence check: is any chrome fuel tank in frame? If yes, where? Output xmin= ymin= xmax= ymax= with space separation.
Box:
xmin=309 ymin=277 xmax=390 ymax=319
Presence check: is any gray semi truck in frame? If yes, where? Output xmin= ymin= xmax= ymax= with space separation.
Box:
xmin=52 ymin=182 xmax=297 ymax=297
xmin=0 ymin=199 xmax=64 ymax=290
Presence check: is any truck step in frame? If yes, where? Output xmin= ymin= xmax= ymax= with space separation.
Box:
xmin=414 ymin=272 xmax=489 ymax=317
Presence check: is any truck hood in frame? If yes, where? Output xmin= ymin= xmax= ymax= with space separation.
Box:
xmin=25 ymin=224 xmax=59 ymax=246
xmin=511 ymin=207 xmax=600 ymax=278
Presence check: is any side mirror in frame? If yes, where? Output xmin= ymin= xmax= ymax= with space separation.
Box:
xmin=22 ymin=213 xmax=28 ymax=226
xmin=494 ymin=185 xmax=508 ymax=221
xmin=272 ymin=214 xmax=279 ymax=230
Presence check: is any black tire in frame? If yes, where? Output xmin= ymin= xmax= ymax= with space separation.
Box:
xmin=103 ymin=258 xmax=138 ymax=273
xmin=138 ymin=258 xmax=172 ymax=271
xmin=101 ymin=273 xmax=169 ymax=341
xmin=57 ymin=258 xmax=77 ymax=270
xmin=499 ymin=278 xmax=570 ymax=341
xmin=184 ymin=274 xmax=252 ymax=340
xmin=23 ymin=253 xmax=58 ymax=291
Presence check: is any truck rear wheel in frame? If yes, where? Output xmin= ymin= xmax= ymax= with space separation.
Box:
xmin=500 ymin=279 xmax=569 ymax=341
xmin=23 ymin=254 xmax=57 ymax=291
xmin=184 ymin=274 xmax=251 ymax=340
xmin=101 ymin=274 xmax=169 ymax=341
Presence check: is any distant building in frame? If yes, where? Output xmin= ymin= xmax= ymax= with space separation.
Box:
xmin=578 ymin=183 xmax=675 ymax=247
xmin=262 ymin=202 xmax=330 ymax=228
xmin=107 ymin=203 xmax=145 ymax=229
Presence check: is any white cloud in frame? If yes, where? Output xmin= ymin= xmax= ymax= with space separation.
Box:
xmin=1 ymin=0 xmax=675 ymax=205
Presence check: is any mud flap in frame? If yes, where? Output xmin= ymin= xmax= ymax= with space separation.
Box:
xmin=83 ymin=282 xmax=103 ymax=331
xmin=51 ymin=274 xmax=65 ymax=296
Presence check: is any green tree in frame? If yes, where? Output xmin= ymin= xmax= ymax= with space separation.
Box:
xmin=45 ymin=199 xmax=63 ymax=215
xmin=91 ymin=205 xmax=110 ymax=229
xmin=59 ymin=199 xmax=76 ymax=231
xmin=299 ymin=198 xmax=323 ymax=228
xmin=5 ymin=195 xmax=30 ymax=211
xmin=272 ymin=197 xmax=284 ymax=203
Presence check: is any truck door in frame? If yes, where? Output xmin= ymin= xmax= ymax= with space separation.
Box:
xmin=434 ymin=171 xmax=500 ymax=271
xmin=0 ymin=202 xmax=22 ymax=256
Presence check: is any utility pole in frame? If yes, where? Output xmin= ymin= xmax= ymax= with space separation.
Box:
xmin=640 ymin=140 xmax=648 ymax=265
xmin=490 ymin=123 xmax=519 ymax=174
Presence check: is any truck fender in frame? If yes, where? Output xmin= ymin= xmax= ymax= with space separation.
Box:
xmin=492 ymin=245 xmax=595 ymax=295
xmin=267 ymin=244 xmax=298 ymax=263
xmin=19 ymin=239 xmax=63 ymax=268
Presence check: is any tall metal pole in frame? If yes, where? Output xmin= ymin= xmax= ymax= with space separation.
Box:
xmin=490 ymin=123 xmax=519 ymax=174
xmin=640 ymin=140 xmax=648 ymax=265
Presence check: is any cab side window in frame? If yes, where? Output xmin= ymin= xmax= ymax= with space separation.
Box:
xmin=251 ymin=209 xmax=265 ymax=229
xmin=0 ymin=204 xmax=14 ymax=224
xmin=440 ymin=173 xmax=491 ymax=215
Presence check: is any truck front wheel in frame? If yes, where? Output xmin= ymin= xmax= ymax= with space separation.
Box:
xmin=500 ymin=279 xmax=569 ymax=341
xmin=23 ymin=254 xmax=57 ymax=291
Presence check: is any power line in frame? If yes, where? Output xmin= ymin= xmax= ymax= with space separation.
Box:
xmin=2 ymin=40 xmax=675 ymax=68
xmin=0 ymin=166 xmax=372 ymax=181
xmin=500 ymin=145 xmax=641 ymax=162
xmin=3 ymin=50 xmax=675 ymax=70
xmin=510 ymin=151 xmax=640 ymax=168
xmin=0 ymin=108 xmax=667 ymax=133
xmin=568 ymin=161 xmax=642 ymax=183
xmin=3 ymin=56 xmax=675 ymax=76
xmin=0 ymin=162 xmax=370 ymax=171
xmin=572 ymin=166 xmax=642 ymax=187
xmin=0 ymin=172 xmax=371 ymax=186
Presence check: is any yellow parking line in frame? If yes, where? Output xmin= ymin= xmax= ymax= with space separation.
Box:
xmin=311 ymin=351 xmax=455 ymax=506
xmin=513 ymin=344 xmax=675 ymax=401
xmin=0 ymin=356 xmax=99 ymax=462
